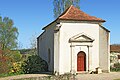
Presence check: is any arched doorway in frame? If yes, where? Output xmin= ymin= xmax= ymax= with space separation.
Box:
xmin=77 ymin=51 xmax=86 ymax=71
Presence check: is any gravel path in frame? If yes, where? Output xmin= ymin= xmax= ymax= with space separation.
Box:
xmin=76 ymin=72 xmax=120 ymax=80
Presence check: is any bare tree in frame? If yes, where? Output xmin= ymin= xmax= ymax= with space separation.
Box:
xmin=53 ymin=0 xmax=80 ymax=18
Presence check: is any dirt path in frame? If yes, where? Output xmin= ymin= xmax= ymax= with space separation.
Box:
xmin=0 ymin=72 xmax=120 ymax=80
xmin=0 ymin=74 xmax=50 ymax=80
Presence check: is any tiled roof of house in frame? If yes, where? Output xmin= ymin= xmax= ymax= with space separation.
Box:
xmin=58 ymin=5 xmax=105 ymax=22
xmin=110 ymin=45 xmax=120 ymax=53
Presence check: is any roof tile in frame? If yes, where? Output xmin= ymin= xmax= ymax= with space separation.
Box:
xmin=110 ymin=45 xmax=120 ymax=53
xmin=59 ymin=5 xmax=105 ymax=22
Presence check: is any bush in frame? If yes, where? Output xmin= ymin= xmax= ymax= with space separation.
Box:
xmin=9 ymin=62 xmax=24 ymax=74
xmin=111 ymin=63 xmax=120 ymax=72
xmin=0 ymin=56 xmax=10 ymax=74
xmin=22 ymin=55 xmax=48 ymax=74
xmin=114 ymin=63 xmax=120 ymax=68
xmin=0 ymin=49 xmax=24 ymax=75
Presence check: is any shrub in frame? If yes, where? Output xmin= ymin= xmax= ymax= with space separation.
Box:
xmin=0 ymin=49 xmax=24 ymax=74
xmin=22 ymin=55 xmax=48 ymax=74
xmin=0 ymin=56 xmax=10 ymax=74
xmin=110 ymin=63 xmax=120 ymax=72
xmin=114 ymin=63 xmax=120 ymax=68
xmin=9 ymin=62 xmax=24 ymax=74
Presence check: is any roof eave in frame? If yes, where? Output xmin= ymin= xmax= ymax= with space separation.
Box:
xmin=99 ymin=24 xmax=110 ymax=32
xmin=59 ymin=18 xmax=106 ymax=22
xmin=42 ymin=19 xmax=59 ymax=30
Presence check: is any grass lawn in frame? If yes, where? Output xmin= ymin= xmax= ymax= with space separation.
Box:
xmin=114 ymin=79 xmax=120 ymax=80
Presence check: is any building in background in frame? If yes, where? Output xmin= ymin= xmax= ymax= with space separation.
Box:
xmin=110 ymin=45 xmax=120 ymax=66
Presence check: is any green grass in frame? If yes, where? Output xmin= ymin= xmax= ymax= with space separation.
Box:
xmin=0 ymin=73 xmax=23 ymax=78
xmin=114 ymin=79 xmax=120 ymax=80
xmin=0 ymin=73 xmax=75 ymax=80
xmin=14 ymin=78 xmax=39 ymax=80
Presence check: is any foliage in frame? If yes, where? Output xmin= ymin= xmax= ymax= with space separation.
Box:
xmin=22 ymin=55 xmax=48 ymax=74
xmin=0 ymin=49 xmax=13 ymax=74
xmin=53 ymin=0 xmax=80 ymax=18
xmin=0 ymin=71 xmax=23 ymax=78
xmin=6 ymin=50 xmax=22 ymax=62
xmin=8 ymin=51 xmax=24 ymax=74
xmin=0 ymin=16 xmax=18 ymax=50
xmin=110 ymin=52 xmax=119 ymax=63
xmin=114 ymin=63 xmax=120 ymax=68
xmin=26 ymin=49 xmax=37 ymax=56
xmin=29 ymin=34 xmax=37 ymax=55
xmin=30 ymin=34 xmax=37 ymax=49
xmin=0 ymin=49 xmax=23 ymax=74
xmin=0 ymin=16 xmax=20 ymax=76
xmin=110 ymin=63 xmax=120 ymax=72
xmin=0 ymin=53 xmax=11 ymax=74
xmin=9 ymin=62 xmax=24 ymax=74
xmin=19 ymin=48 xmax=37 ymax=56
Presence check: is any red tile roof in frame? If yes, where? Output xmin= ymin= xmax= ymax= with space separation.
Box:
xmin=42 ymin=5 xmax=106 ymax=30
xmin=110 ymin=45 xmax=120 ymax=53
xmin=58 ymin=5 xmax=105 ymax=22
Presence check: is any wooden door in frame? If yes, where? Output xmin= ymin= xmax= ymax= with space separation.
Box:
xmin=77 ymin=51 xmax=86 ymax=71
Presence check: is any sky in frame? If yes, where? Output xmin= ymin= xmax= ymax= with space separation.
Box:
xmin=0 ymin=0 xmax=120 ymax=49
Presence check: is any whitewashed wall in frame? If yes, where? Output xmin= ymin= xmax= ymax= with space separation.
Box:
xmin=58 ymin=22 xmax=100 ymax=74
xmin=99 ymin=26 xmax=110 ymax=72
xmin=37 ymin=22 xmax=56 ymax=71
xmin=38 ymin=20 xmax=110 ymax=74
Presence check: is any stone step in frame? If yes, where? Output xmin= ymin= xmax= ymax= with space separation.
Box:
xmin=76 ymin=71 xmax=89 ymax=74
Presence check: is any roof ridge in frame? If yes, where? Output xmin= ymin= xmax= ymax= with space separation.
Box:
xmin=59 ymin=5 xmax=73 ymax=18
xmin=58 ymin=5 xmax=105 ymax=22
